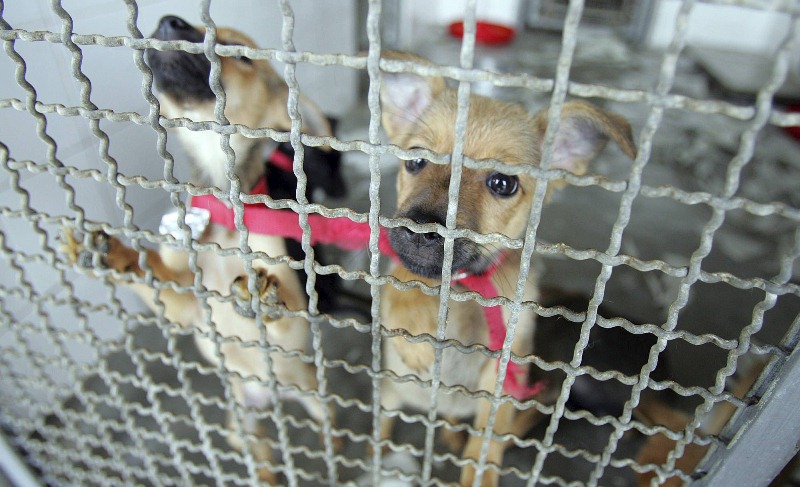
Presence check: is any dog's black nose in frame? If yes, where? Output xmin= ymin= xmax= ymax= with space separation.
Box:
xmin=153 ymin=15 xmax=201 ymax=42
xmin=399 ymin=226 xmax=442 ymax=244
xmin=399 ymin=209 xmax=446 ymax=245
xmin=160 ymin=15 xmax=192 ymax=32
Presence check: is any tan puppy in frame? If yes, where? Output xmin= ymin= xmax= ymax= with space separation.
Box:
xmin=62 ymin=16 xmax=338 ymax=483
xmin=377 ymin=53 xmax=636 ymax=486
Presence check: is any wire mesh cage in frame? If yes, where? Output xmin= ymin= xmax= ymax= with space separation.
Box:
xmin=1 ymin=1 xmax=800 ymax=486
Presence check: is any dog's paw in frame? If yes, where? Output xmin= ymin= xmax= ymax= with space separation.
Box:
xmin=60 ymin=228 xmax=112 ymax=269
xmin=231 ymin=269 xmax=284 ymax=318
xmin=60 ymin=228 xmax=144 ymax=277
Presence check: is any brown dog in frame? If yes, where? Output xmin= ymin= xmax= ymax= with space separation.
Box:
xmin=633 ymin=356 xmax=765 ymax=486
xmin=62 ymin=16 xmax=339 ymax=483
xmin=376 ymin=53 xmax=636 ymax=486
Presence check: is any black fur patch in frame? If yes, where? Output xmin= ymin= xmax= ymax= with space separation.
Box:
xmin=145 ymin=16 xmax=214 ymax=103
xmin=268 ymin=128 xmax=346 ymax=312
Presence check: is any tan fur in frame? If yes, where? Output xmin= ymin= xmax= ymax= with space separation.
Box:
xmin=158 ymin=27 xmax=330 ymax=193
xmin=377 ymin=52 xmax=636 ymax=486
xmin=63 ymin=24 xmax=335 ymax=485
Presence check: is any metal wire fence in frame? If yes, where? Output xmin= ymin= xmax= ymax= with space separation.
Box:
xmin=1 ymin=0 xmax=800 ymax=486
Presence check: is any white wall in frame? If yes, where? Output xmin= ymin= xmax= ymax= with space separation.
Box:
xmin=394 ymin=0 xmax=523 ymax=51
xmin=646 ymin=0 xmax=794 ymax=55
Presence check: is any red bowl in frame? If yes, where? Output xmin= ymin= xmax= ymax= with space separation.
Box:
xmin=783 ymin=105 xmax=800 ymax=141
xmin=449 ymin=21 xmax=516 ymax=45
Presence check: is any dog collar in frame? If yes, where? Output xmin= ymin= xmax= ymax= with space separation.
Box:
xmin=265 ymin=146 xmax=294 ymax=173
xmin=455 ymin=262 xmax=546 ymax=401
xmin=188 ymin=147 xmax=393 ymax=252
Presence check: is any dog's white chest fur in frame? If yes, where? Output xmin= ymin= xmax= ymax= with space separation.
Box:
xmin=381 ymin=264 xmax=538 ymax=418
xmin=384 ymin=337 xmax=487 ymax=418
xmin=381 ymin=283 xmax=537 ymax=419
xmin=174 ymin=126 xmax=255 ymax=190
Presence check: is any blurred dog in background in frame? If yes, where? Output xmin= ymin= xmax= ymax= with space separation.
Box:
xmin=63 ymin=15 xmax=345 ymax=483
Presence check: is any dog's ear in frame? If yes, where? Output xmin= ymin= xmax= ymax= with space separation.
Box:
xmin=378 ymin=52 xmax=446 ymax=141
xmin=533 ymin=100 xmax=636 ymax=175
xmin=267 ymin=91 xmax=333 ymax=137
xmin=298 ymin=94 xmax=333 ymax=137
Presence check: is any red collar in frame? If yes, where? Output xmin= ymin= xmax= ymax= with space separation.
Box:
xmin=190 ymin=177 xmax=393 ymax=252
xmin=457 ymin=261 xmax=546 ymax=401
xmin=190 ymin=148 xmax=389 ymax=251
xmin=188 ymin=151 xmax=543 ymax=400
xmin=265 ymin=146 xmax=294 ymax=173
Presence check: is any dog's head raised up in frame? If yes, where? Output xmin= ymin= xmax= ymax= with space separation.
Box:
xmin=379 ymin=53 xmax=636 ymax=279
xmin=145 ymin=15 xmax=335 ymax=191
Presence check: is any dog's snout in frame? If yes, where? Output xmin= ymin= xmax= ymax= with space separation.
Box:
xmin=419 ymin=231 xmax=442 ymax=243
xmin=147 ymin=15 xmax=213 ymax=102
xmin=388 ymin=214 xmax=446 ymax=278
xmin=404 ymin=209 xmax=445 ymax=227
xmin=388 ymin=208 xmax=446 ymax=277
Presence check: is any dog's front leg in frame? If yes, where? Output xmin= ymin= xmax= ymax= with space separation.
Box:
xmin=460 ymin=404 xmax=514 ymax=487
xmin=227 ymin=378 xmax=277 ymax=484
xmin=370 ymin=376 xmax=404 ymax=456
xmin=460 ymin=362 xmax=524 ymax=487
xmin=61 ymin=228 xmax=199 ymax=327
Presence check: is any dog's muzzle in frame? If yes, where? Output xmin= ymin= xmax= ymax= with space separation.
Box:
xmin=388 ymin=209 xmax=492 ymax=279
xmin=145 ymin=15 xmax=214 ymax=102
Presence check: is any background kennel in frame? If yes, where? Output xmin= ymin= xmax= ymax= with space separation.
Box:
xmin=1 ymin=0 xmax=800 ymax=486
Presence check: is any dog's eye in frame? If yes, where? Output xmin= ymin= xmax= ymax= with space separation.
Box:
xmin=405 ymin=158 xmax=428 ymax=174
xmin=486 ymin=172 xmax=518 ymax=197
xmin=219 ymin=41 xmax=253 ymax=65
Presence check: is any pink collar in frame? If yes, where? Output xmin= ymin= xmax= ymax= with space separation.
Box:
xmin=189 ymin=153 xmax=543 ymax=400
xmin=190 ymin=148 xmax=388 ymax=251
xmin=457 ymin=263 xmax=546 ymax=400
xmin=265 ymin=146 xmax=294 ymax=173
